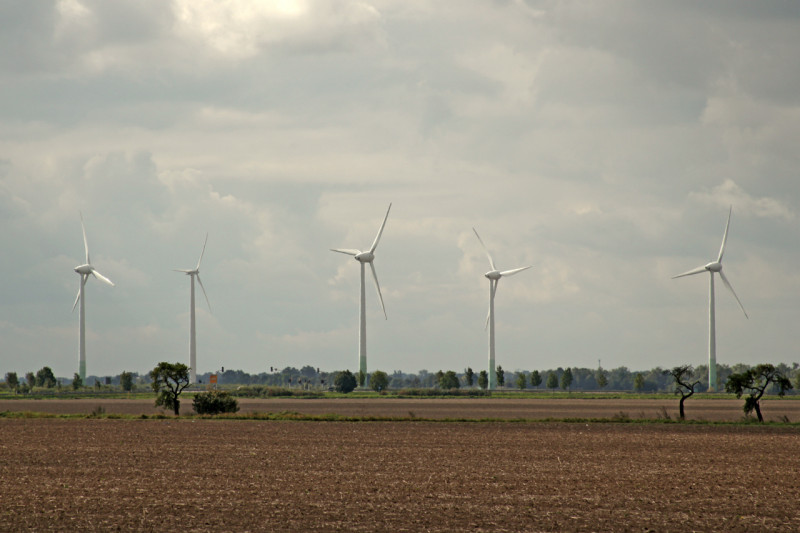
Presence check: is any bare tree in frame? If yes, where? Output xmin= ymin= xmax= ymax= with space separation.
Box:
xmin=664 ymin=365 xmax=700 ymax=420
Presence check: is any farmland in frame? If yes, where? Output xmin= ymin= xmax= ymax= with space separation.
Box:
xmin=0 ymin=399 xmax=798 ymax=531
xmin=1 ymin=396 xmax=800 ymax=422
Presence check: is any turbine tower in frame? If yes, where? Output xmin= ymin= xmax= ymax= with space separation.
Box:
xmin=473 ymin=228 xmax=531 ymax=390
xmin=174 ymin=233 xmax=211 ymax=384
xmin=331 ymin=203 xmax=391 ymax=386
xmin=72 ymin=213 xmax=114 ymax=383
xmin=673 ymin=207 xmax=748 ymax=392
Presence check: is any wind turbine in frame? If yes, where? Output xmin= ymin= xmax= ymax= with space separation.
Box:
xmin=331 ymin=203 xmax=391 ymax=386
xmin=473 ymin=228 xmax=531 ymax=390
xmin=174 ymin=233 xmax=211 ymax=384
xmin=72 ymin=213 xmax=115 ymax=383
xmin=672 ymin=206 xmax=748 ymax=392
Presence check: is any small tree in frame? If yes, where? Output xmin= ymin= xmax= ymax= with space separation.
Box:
xmin=464 ymin=367 xmax=474 ymax=388
xmin=25 ymin=372 xmax=35 ymax=390
xmin=496 ymin=366 xmax=505 ymax=388
xmin=546 ymin=372 xmax=558 ymax=392
xmin=478 ymin=370 xmax=489 ymax=390
xmin=725 ymin=364 xmax=793 ymax=422
xmin=72 ymin=373 xmax=83 ymax=390
xmin=664 ymin=365 xmax=700 ymax=420
xmin=560 ymin=368 xmax=573 ymax=392
xmin=334 ymin=370 xmax=357 ymax=394
xmin=150 ymin=362 xmax=190 ymax=416
xmin=120 ymin=371 xmax=134 ymax=392
xmin=529 ymin=370 xmax=542 ymax=389
xmin=596 ymin=369 xmax=608 ymax=389
xmin=370 ymin=370 xmax=390 ymax=392
xmin=438 ymin=370 xmax=460 ymax=390
xmin=633 ymin=373 xmax=645 ymax=392
xmin=35 ymin=367 xmax=56 ymax=388
xmin=5 ymin=372 xmax=19 ymax=394
xmin=193 ymin=390 xmax=239 ymax=415
xmin=516 ymin=372 xmax=527 ymax=390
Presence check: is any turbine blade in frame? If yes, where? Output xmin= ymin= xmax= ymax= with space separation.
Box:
xmin=369 ymin=262 xmax=387 ymax=319
xmin=672 ymin=265 xmax=707 ymax=279
xmin=719 ymin=270 xmax=748 ymax=319
xmin=72 ymin=274 xmax=87 ymax=312
xmin=196 ymin=273 xmax=212 ymax=312
xmin=331 ymin=248 xmax=360 ymax=256
xmin=473 ymin=228 xmax=496 ymax=271
xmin=717 ymin=206 xmax=732 ymax=262
xmin=91 ymin=269 xmax=115 ymax=287
xmin=369 ymin=203 xmax=392 ymax=253
xmin=72 ymin=286 xmax=81 ymax=313
xmin=80 ymin=212 xmax=90 ymax=264
xmin=500 ymin=266 xmax=532 ymax=277
xmin=196 ymin=233 xmax=208 ymax=270
xmin=173 ymin=269 xmax=193 ymax=273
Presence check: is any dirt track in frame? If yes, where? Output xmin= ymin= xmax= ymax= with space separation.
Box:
xmin=1 ymin=396 xmax=799 ymax=422
xmin=0 ymin=419 xmax=798 ymax=531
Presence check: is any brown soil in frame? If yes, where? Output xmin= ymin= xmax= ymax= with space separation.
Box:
xmin=1 ymin=397 xmax=799 ymax=422
xmin=0 ymin=419 xmax=797 ymax=531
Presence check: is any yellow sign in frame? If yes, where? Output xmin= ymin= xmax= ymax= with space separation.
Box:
xmin=209 ymin=374 xmax=218 ymax=384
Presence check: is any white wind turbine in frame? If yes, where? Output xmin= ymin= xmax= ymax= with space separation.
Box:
xmin=72 ymin=213 xmax=115 ymax=383
xmin=174 ymin=233 xmax=211 ymax=384
xmin=331 ymin=203 xmax=391 ymax=386
xmin=473 ymin=228 xmax=531 ymax=390
xmin=672 ymin=206 xmax=748 ymax=391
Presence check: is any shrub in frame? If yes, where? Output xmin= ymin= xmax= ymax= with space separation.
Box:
xmin=229 ymin=386 xmax=322 ymax=398
xmin=334 ymin=370 xmax=357 ymax=394
xmin=193 ymin=390 xmax=240 ymax=415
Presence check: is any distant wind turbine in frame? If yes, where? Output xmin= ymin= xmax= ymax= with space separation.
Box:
xmin=672 ymin=206 xmax=748 ymax=392
xmin=174 ymin=233 xmax=211 ymax=384
xmin=72 ymin=213 xmax=114 ymax=383
xmin=473 ymin=228 xmax=531 ymax=390
xmin=331 ymin=203 xmax=391 ymax=386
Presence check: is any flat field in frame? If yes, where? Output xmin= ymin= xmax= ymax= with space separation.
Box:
xmin=1 ymin=397 xmax=799 ymax=531
xmin=0 ymin=418 xmax=798 ymax=531
xmin=1 ymin=396 xmax=800 ymax=421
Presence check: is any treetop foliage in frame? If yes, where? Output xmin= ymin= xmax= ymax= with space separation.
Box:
xmin=334 ymin=370 xmax=357 ymax=394
xmin=725 ymin=364 xmax=792 ymax=422
xmin=150 ymin=362 xmax=190 ymax=415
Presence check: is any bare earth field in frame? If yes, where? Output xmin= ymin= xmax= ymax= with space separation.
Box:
xmin=1 ymin=396 xmax=800 ymax=422
xmin=0 ymin=418 xmax=798 ymax=532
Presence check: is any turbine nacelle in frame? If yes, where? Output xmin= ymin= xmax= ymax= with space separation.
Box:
xmin=484 ymin=270 xmax=502 ymax=280
xmin=355 ymin=251 xmax=375 ymax=263
xmin=705 ymin=261 xmax=722 ymax=273
xmin=74 ymin=264 xmax=93 ymax=275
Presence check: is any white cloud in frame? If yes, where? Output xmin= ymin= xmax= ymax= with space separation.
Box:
xmin=172 ymin=0 xmax=383 ymax=58
xmin=690 ymin=179 xmax=795 ymax=220
xmin=1 ymin=2 xmax=799 ymax=378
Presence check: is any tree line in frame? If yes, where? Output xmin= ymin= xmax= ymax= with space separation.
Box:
xmin=4 ymin=362 xmax=799 ymax=395
xmin=3 ymin=361 xmax=794 ymax=422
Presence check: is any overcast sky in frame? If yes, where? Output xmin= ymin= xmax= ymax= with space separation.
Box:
xmin=1 ymin=0 xmax=799 ymax=379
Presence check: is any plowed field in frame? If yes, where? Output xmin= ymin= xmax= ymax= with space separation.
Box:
xmin=0 ymin=418 xmax=798 ymax=531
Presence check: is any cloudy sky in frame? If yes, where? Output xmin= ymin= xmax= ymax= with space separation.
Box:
xmin=2 ymin=0 xmax=799 ymax=379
